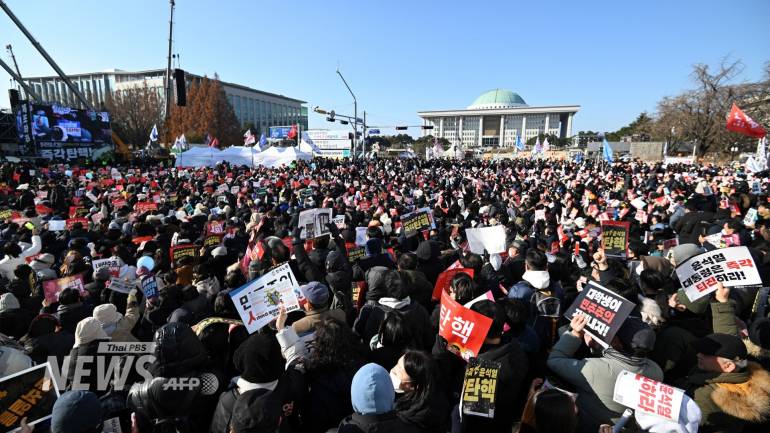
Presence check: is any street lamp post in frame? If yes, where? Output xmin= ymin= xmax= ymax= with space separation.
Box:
xmin=336 ymin=69 xmax=357 ymax=159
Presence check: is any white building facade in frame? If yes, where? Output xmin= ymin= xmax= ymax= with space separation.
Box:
xmin=418 ymin=89 xmax=579 ymax=148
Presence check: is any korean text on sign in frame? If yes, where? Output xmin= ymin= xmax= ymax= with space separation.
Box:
xmin=676 ymin=246 xmax=762 ymax=302
xmin=438 ymin=291 xmax=493 ymax=361
xmin=613 ymin=370 xmax=684 ymax=422
xmin=229 ymin=263 xmax=301 ymax=333
xmin=462 ymin=358 xmax=501 ymax=419
xmin=563 ymin=281 xmax=635 ymax=348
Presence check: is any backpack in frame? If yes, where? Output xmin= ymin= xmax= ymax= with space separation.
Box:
xmin=329 ymin=289 xmax=355 ymax=326
xmin=529 ymin=287 xmax=562 ymax=350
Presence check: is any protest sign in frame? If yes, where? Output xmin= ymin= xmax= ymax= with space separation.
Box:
xmin=722 ymin=233 xmax=740 ymax=247
xmin=705 ymin=233 xmax=722 ymax=249
xmin=662 ymin=238 xmax=679 ymax=251
xmin=563 ymin=281 xmax=635 ymax=348
xmin=461 ymin=357 xmax=500 ymax=419
xmin=346 ymin=245 xmax=366 ymax=263
xmin=108 ymin=277 xmax=133 ymax=294
xmin=298 ymin=208 xmax=333 ymax=239
xmin=332 ymin=215 xmax=345 ymax=229
xmin=401 ymin=207 xmax=435 ymax=234
xmin=0 ymin=209 xmax=13 ymax=220
xmin=68 ymin=206 xmax=87 ymax=218
xmin=140 ymin=275 xmax=159 ymax=299
xmin=613 ymin=370 xmax=684 ymax=422
xmin=42 ymin=273 xmax=86 ymax=303
xmin=0 ymin=363 xmax=60 ymax=432
xmin=47 ymin=220 xmax=66 ymax=231
xmin=112 ymin=198 xmax=127 ymax=209
xmin=432 ymin=267 xmax=475 ymax=300
xmin=677 ymin=246 xmax=762 ymax=302
xmin=744 ymin=208 xmax=758 ymax=227
xmin=207 ymin=220 xmax=224 ymax=235
xmin=229 ymin=263 xmax=301 ymax=333
xmin=135 ymin=202 xmax=158 ymax=214
xmin=465 ymin=226 xmax=506 ymax=255
xmin=204 ymin=233 xmax=223 ymax=248
xmin=355 ymin=227 xmax=368 ymax=246
xmin=601 ymin=221 xmax=630 ymax=258
xmin=170 ymin=244 xmax=198 ymax=263
xmin=439 ymin=291 xmax=493 ymax=360
xmin=92 ymin=258 xmax=121 ymax=286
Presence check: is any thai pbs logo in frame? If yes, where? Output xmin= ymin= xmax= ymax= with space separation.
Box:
xmin=46 ymin=342 xmax=218 ymax=394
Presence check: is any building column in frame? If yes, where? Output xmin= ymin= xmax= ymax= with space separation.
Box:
xmin=499 ymin=115 xmax=506 ymax=147
xmin=439 ymin=118 xmax=444 ymax=138
xmin=458 ymin=116 xmax=464 ymax=149
xmin=520 ymin=115 xmax=527 ymax=142
xmin=40 ymin=79 xmax=48 ymax=102
xmin=477 ymin=116 xmax=483 ymax=147
xmin=567 ymin=113 xmax=574 ymax=138
xmin=544 ymin=114 xmax=550 ymax=136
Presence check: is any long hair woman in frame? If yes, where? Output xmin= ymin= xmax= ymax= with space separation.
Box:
xmin=392 ymin=350 xmax=450 ymax=433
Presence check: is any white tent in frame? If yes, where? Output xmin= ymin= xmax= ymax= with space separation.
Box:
xmin=174 ymin=146 xmax=222 ymax=167
xmin=217 ymin=146 xmax=260 ymax=167
xmin=259 ymin=146 xmax=312 ymax=168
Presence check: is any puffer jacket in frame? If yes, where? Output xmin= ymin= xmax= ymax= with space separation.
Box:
xmin=398 ymin=269 xmax=433 ymax=312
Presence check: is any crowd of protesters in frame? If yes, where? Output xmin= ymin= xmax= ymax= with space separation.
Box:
xmin=0 ymin=155 xmax=770 ymax=433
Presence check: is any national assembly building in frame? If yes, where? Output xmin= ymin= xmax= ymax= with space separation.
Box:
xmin=417 ymin=89 xmax=579 ymax=148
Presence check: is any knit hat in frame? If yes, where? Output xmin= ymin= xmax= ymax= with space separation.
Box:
xmin=671 ymin=244 xmax=702 ymax=266
xmin=233 ymin=333 xmax=285 ymax=384
xmin=50 ymin=391 xmax=102 ymax=433
xmin=30 ymin=253 xmax=56 ymax=269
xmin=93 ymin=303 xmax=122 ymax=326
xmin=74 ymin=317 xmax=109 ymax=346
xmin=615 ymin=318 xmax=656 ymax=353
xmin=0 ymin=346 xmax=33 ymax=377
xmin=212 ymin=246 xmax=228 ymax=257
xmin=351 ymin=363 xmax=395 ymax=415
xmin=300 ymin=281 xmax=330 ymax=306
xmin=0 ymin=293 xmax=20 ymax=313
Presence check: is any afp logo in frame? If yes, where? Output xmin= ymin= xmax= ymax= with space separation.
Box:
xmin=161 ymin=374 xmax=219 ymax=395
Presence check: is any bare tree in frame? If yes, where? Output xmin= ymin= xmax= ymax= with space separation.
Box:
xmin=653 ymin=58 xmax=769 ymax=156
xmin=105 ymin=82 xmax=164 ymax=149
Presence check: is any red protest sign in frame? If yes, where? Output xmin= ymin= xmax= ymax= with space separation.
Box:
xmin=42 ymin=273 xmax=86 ymax=303
xmin=65 ymin=218 xmax=89 ymax=230
xmin=135 ymin=202 xmax=158 ymax=214
xmin=207 ymin=220 xmax=224 ymax=235
xmin=35 ymin=204 xmax=53 ymax=215
xmin=112 ymin=198 xmax=127 ymax=209
xmin=131 ymin=236 xmax=154 ymax=245
xmin=432 ymin=267 xmax=475 ymax=300
xmin=68 ymin=206 xmax=85 ymax=218
xmin=439 ymin=291 xmax=493 ymax=361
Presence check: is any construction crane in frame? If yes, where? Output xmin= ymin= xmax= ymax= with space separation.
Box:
xmin=0 ymin=0 xmax=131 ymax=158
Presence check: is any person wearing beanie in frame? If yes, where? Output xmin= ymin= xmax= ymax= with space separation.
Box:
xmin=0 ymin=292 xmax=35 ymax=340
xmin=290 ymin=281 xmax=346 ymax=341
xmin=54 ymin=288 xmax=94 ymax=334
xmin=210 ymin=332 xmax=298 ymax=433
xmin=92 ymin=297 xmax=139 ymax=342
xmin=337 ymin=363 xmax=421 ymax=433
xmin=29 ymin=252 xmax=57 ymax=281
xmin=547 ymin=314 xmax=663 ymax=433
xmin=50 ymin=390 xmax=103 ymax=433
xmin=65 ymin=317 xmax=110 ymax=393
xmin=670 ymin=243 xmax=703 ymax=267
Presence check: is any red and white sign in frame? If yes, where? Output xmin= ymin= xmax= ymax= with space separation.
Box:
xmin=439 ymin=291 xmax=493 ymax=361
xmin=677 ymin=246 xmax=762 ymax=302
xmin=432 ymin=267 xmax=475 ymax=300
xmin=613 ymin=371 xmax=684 ymax=422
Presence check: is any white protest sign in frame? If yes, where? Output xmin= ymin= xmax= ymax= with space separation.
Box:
xmin=534 ymin=209 xmax=546 ymax=222
xmin=355 ymin=227 xmax=368 ymax=247
xmin=613 ymin=370 xmax=684 ymax=422
xmin=92 ymin=258 xmax=120 ymax=272
xmin=86 ymin=192 xmax=98 ymax=203
xmin=107 ymin=277 xmax=133 ymax=294
xmin=48 ymin=220 xmax=66 ymax=231
xmin=744 ymin=208 xmax=758 ymax=227
xmin=229 ymin=263 xmax=301 ymax=333
xmin=332 ymin=215 xmax=345 ymax=229
xmin=465 ymin=225 xmax=506 ymax=254
xmin=631 ymin=198 xmax=647 ymax=210
xmin=677 ymin=246 xmax=762 ymax=302
xmin=298 ymin=208 xmax=333 ymax=239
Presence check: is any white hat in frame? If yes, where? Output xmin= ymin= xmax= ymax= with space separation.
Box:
xmin=16 ymin=184 xmax=29 ymax=191
xmin=0 ymin=293 xmax=20 ymax=313
xmin=74 ymin=317 xmax=109 ymax=346
xmin=93 ymin=303 xmax=122 ymax=325
xmin=212 ymin=246 xmax=228 ymax=257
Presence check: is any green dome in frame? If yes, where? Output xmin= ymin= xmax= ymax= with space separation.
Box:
xmin=468 ymin=89 xmax=527 ymax=109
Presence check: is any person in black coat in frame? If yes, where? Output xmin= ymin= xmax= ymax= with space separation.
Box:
xmin=352 ymin=239 xmax=397 ymax=281
xmin=53 ymin=288 xmax=93 ymax=334
xmin=0 ymin=292 xmax=35 ymax=340
xmin=21 ymin=313 xmax=74 ymax=365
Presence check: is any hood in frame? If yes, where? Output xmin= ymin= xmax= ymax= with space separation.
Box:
xmin=640 ymin=255 xmax=673 ymax=275
xmin=671 ymin=244 xmax=702 ymax=266
xmin=365 ymin=238 xmax=384 ymax=256
xmin=351 ymin=363 xmax=395 ymax=415
xmin=710 ymin=362 xmax=770 ymax=422
xmin=0 ymin=292 xmax=20 ymax=313
xmin=74 ymin=317 xmax=109 ymax=346
xmin=325 ymin=249 xmax=347 ymax=273
xmin=366 ymin=267 xmax=404 ymax=301
xmin=415 ymin=240 xmax=440 ymax=261
xmin=522 ymin=270 xmax=550 ymax=290
xmin=151 ymin=322 xmax=209 ymax=377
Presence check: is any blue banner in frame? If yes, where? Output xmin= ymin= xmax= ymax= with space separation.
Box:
xmin=269 ymin=126 xmax=292 ymax=139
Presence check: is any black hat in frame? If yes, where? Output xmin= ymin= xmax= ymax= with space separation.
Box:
xmin=615 ymin=318 xmax=656 ymax=353
xmin=692 ymin=333 xmax=747 ymax=361
xmin=233 ymin=333 xmax=285 ymax=383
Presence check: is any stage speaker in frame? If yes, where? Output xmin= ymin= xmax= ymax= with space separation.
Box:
xmin=174 ymin=69 xmax=186 ymax=106
xmin=8 ymin=89 xmax=20 ymax=107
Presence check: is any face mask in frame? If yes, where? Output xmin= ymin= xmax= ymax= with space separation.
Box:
xmin=389 ymin=371 xmax=405 ymax=393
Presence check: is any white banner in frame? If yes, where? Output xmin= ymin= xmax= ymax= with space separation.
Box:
xmin=613 ymin=370 xmax=684 ymax=422
xmin=465 ymin=226 xmax=506 ymax=255
xmin=676 ymin=246 xmax=762 ymax=302
xmin=298 ymin=208 xmax=333 ymax=239
xmin=92 ymin=258 xmax=120 ymax=272
xmin=229 ymin=263 xmax=301 ymax=333
xmin=48 ymin=220 xmax=66 ymax=231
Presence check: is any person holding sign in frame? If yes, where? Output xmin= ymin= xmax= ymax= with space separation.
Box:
xmin=547 ymin=313 xmax=663 ymax=433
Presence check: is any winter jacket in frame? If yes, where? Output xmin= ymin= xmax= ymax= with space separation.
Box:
xmin=106 ymin=301 xmax=140 ymax=342
xmin=291 ymin=307 xmax=347 ymax=339
xmin=354 ymin=298 xmax=434 ymax=351
xmin=547 ymin=332 xmax=664 ymax=433
xmin=0 ymin=297 xmax=36 ymax=340
xmin=22 ymin=330 xmax=75 ymax=365
xmin=338 ymin=412 xmax=424 ymax=433
xmin=56 ymin=302 xmax=93 ymax=334
xmin=0 ymin=235 xmax=42 ymax=280
xmin=398 ymin=269 xmax=434 ymax=313
xmin=676 ymin=363 xmax=770 ymax=433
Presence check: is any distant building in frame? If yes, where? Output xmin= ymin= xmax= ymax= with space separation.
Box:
xmin=22 ymin=68 xmax=307 ymax=134
xmin=418 ymin=89 xmax=579 ymax=148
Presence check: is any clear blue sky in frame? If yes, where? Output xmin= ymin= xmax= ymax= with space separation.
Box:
xmin=1 ymin=0 xmax=768 ymax=135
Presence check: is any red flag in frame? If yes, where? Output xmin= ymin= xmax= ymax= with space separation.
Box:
xmin=726 ymin=103 xmax=766 ymax=138
xmin=287 ymin=124 xmax=298 ymax=140
xmin=210 ymin=137 xmax=220 ymax=148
